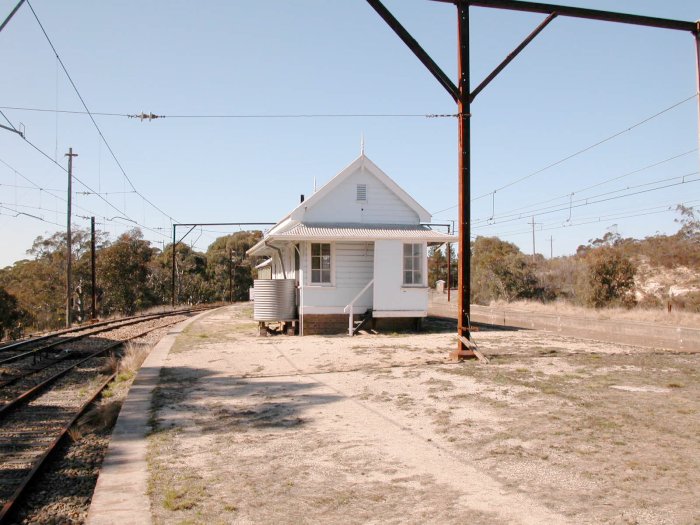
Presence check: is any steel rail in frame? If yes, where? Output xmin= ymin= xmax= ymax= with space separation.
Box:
xmin=0 ymin=307 xmax=208 ymax=367
xmin=0 ymin=315 xmax=190 ymax=418
xmin=0 ymin=306 xmax=205 ymax=354
xmin=0 ymin=370 xmax=116 ymax=522
xmin=0 ymin=312 xmax=204 ymax=522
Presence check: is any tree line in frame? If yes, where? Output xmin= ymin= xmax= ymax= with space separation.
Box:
xmin=0 ymin=228 xmax=262 ymax=338
xmin=428 ymin=205 xmax=700 ymax=311
xmin=2 ymin=206 xmax=698 ymax=339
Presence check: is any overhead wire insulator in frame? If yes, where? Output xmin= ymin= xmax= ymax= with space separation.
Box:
xmin=128 ymin=112 xmax=163 ymax=121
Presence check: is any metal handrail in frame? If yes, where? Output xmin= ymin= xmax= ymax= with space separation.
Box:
xmin=343 ymin=279 xmax=374 ymax=336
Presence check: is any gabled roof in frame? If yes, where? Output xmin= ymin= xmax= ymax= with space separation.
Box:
xmin=288 ymin=153 xmax=431 ymax=223
xmin=247 ymin=153 xmax=442 ymax=256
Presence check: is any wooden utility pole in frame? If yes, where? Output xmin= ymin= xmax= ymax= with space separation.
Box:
xmin=549 ymin=235 xmax=553 ymax=259
xmin=171 ymin=225 xmax=176 ymax=307
xmin=531 ymin=216 xmax=536 ymax=256
xmin=229 ymin=248 xmax=233 ymax=302
xmin=65 ymin=148 xmax=77 ymax=327
xmin=91 ymin=216 xmax=97 ymax=320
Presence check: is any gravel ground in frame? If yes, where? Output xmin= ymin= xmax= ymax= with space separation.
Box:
xmin=146 ymin=304 xmax=700 ymax=524
xmin=5 ymin=321 xmax=187 ymax=525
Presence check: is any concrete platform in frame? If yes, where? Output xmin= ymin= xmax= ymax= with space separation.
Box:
xmin=85 ymin=303 xmax=698 ymax=524
xmin=86 ymin=308 xmax=218 ymax=525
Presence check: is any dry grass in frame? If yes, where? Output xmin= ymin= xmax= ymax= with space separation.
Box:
xmin=118 ymin=341 xmax=151 ymax=379
xmin=490 ymin=298 xmax=700 ymax=328
xmin=99 ymin=352 xmax=120 ymax=375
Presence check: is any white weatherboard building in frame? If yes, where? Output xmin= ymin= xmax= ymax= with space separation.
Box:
xmin=247 ymin=153 xmax=456 ymax=335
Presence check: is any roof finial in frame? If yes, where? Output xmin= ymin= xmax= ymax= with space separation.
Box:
xmin=360 ymin=133 xmax=365 ymax=156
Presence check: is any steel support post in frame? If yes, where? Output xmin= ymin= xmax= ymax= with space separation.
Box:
xmin=695 ymin=30 xmax=700 ymax=173
xmin=453 ymin=3 xmax=477 ymax=359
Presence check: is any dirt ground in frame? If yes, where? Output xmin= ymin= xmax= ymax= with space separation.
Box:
xmin=147 ymin=304 xmax=699 ymax=525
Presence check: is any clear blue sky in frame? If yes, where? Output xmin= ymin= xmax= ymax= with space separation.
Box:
xmin=1 ymin=0 xmax=698 ymax=268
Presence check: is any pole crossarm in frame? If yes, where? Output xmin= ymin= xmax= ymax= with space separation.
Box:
xmin=366 ymin=0 xmax=460 ymax=103
xmin=430 ymin=0 xmax=698 ymax=34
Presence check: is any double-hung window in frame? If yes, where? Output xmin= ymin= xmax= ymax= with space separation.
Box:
xmin=310 ymin=243 xmax=332 ymax=284
xmin=403 ymin=243 xmax=423 ymax=286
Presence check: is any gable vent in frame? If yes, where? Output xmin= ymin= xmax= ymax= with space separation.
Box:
xmin=356 ymin=184 xmax=367 ymax=201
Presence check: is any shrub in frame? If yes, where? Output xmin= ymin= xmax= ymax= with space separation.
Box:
xmin=0 ymin=287 xmax=30 ymax=340
xmin=580 ymin=247 xmax=636 ymax=308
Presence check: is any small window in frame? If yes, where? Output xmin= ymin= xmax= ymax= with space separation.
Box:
xmin=310 ymin=243 xmax=332 ymax=284
xmin=356 ymin=184 xmax=367 ymax=201
xmin=403 ymin=243 xmax=423 ymax=285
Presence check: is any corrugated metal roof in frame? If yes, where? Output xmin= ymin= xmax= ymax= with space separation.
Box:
xmin=269 ymin=223 xmax=456 ymax=241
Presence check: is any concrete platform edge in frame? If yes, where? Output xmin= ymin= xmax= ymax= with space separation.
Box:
xmin=86 ymin=308 xmax=221 ymax=525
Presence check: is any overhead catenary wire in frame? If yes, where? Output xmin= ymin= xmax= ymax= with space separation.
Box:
xmin=470 ymin=148 xmax=698 ymax=222
xmin=431 ymin=93 xmax=698 ymax=216
xmin=472 ymin=172 xmax=700 ymax=229
xmin=0 ymin=105 xmax=458 ymax=120
xmin=0 ymin=156 xmax=104 ymax=219
xmin=0 ymin=109 xmax=168 ymax=238
xmin=491 ymin=199 xmax=700 ymax=240
xmin=25 ymin=0 xmax=178 ymax=226
xmin=0 ymin=203 xmax=64 ymax=227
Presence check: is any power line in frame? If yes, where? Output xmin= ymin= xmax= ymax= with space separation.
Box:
xmin=0 ymin=110 xmax=161 ymax=234
xmin=474 ymin=171 xmax=699 ymax=226
xmin=472 ymin=148 xmax=698 ymax=223
xmin=25 ymin=0 xmax=178 ymax=226
xmin=473 ymin=172 xmax=699 ymax=229
xmin=492 ymin=199 xmax=700 ymax=240
xmin=1 ymin=134 xmax=169 ymax=240
xmin=0 ymin=105 xmax=457 ymax=120
xmin=477 ymin=94 xmax=697 ymax=199
xmin=0 ymin=155 xmax=103 ymax=218
xmin=431 ymin=94 xmax=698 ymax=216
xmin=0 ymin=203 xmax=63 ymax=227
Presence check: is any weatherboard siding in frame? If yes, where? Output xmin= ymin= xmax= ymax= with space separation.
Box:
xmin=301 ymin=166 xmax=419 ymax=225
xmin=373 ymin=239 xmax=428 ymax=315
xmin=301 ymin=241 xmax=374 ymax=311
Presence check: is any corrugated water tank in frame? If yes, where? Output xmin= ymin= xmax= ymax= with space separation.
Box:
xmin=253 ymin=279 xmax=297 ymax=321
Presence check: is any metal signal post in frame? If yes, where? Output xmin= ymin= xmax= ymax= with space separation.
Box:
xmin=65 ymin=148 xmax=78 ymax=327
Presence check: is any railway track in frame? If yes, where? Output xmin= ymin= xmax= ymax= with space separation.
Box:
xmin=0 ymin=307 xmax=211 ymax=523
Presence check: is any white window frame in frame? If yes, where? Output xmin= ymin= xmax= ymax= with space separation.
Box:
xmin=307 ymin=242 xmax=335 ymax=286
xmin=402 ymin=242 xmax=425 ymax=287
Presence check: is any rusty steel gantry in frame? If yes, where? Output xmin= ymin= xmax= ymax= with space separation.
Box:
xmin=366 ymin=0 xmax=699 ymax=361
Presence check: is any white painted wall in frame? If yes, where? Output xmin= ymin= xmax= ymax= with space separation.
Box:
xmin=301 ymin=166 xmax=419 ymax=225
xmin=373 ymin=240 xmax=428 ymax=316
xmin=272 ymin=239 xmax=427 ymax=316
xmin=300 ymin=241 xmax=374 ymax=314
